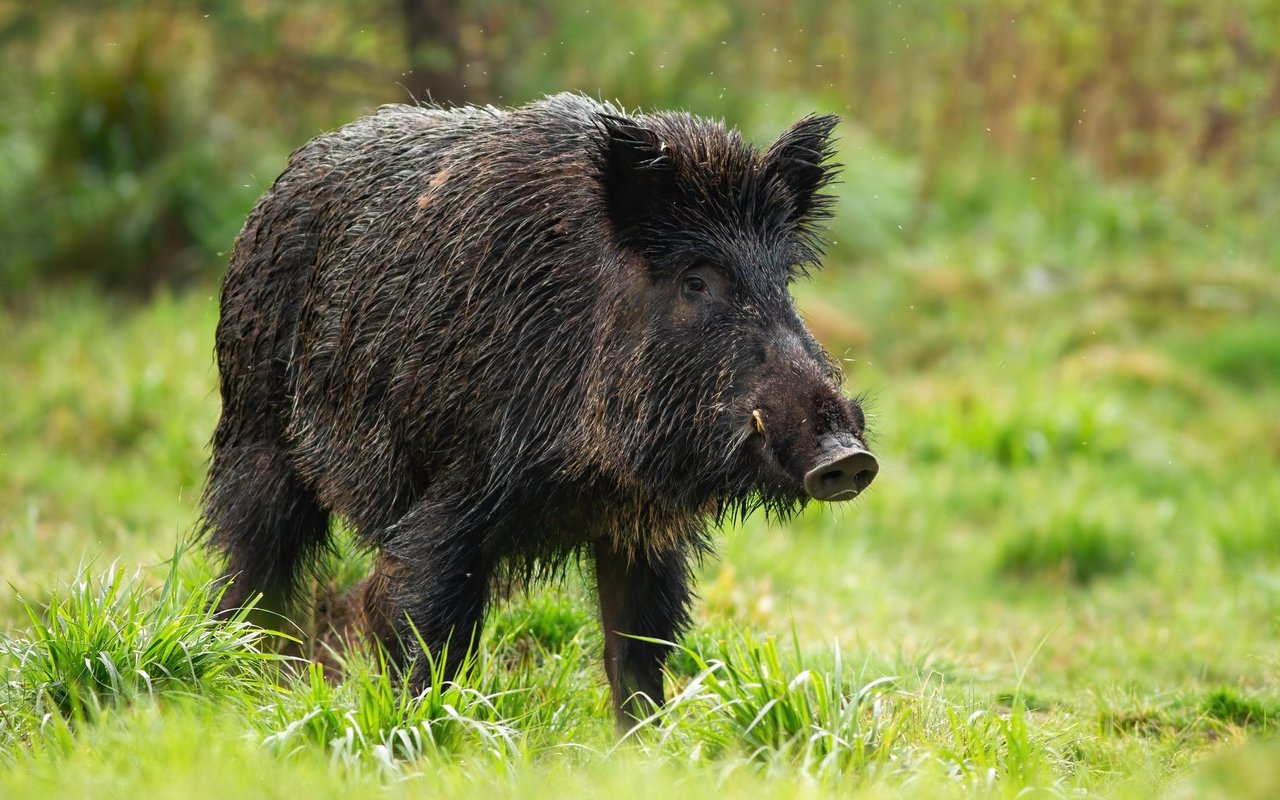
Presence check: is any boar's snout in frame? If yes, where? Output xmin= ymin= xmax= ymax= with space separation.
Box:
xmin=804 ymin=434 xmax=878 ymax=501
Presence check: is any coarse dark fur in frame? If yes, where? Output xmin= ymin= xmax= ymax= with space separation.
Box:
xmin=201 ymin=93 xmax=875 ymax=726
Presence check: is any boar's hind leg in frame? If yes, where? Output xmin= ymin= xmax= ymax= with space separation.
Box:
xmin=204 ymin=443 xmax=330 ymax=623
xmin=372 ymin=501 xmax=496 ymax=691
xmin=593 ymin=540 xmax=695 ymax=728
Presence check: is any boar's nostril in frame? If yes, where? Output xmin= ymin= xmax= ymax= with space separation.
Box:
xmin=804 ymin=446 xmax=878 ymax=502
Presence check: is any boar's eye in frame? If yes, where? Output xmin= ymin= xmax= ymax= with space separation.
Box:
xmin=679 ymin=264 xmax=723 ymax=303
xmin=683 ymin=274 xmax=709 ymax=296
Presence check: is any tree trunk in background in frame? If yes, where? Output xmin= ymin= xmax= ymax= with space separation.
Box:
xmin=398 ymin=0 xmax=467 ymax=106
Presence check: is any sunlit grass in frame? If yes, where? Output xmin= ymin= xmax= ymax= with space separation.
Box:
xmin=1 ymin=180 xmax=1277 ymax=796
xmin=0 ymin=553 xmax=280 ymax=755
xmin=260 ymin=657 xmax=519 ymax=769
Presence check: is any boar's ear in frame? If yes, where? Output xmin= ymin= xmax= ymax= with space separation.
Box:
xmin=598 ymin=113 xmax=673 ymax=236
xmin=763 ymin=114 xmax=840 ymax=223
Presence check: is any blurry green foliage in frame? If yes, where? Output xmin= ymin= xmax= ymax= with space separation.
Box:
xmin=2 ymin=12 xmax=244 ymax=292
xmin=995 ymin=515 xmax=1142 ymax=585
xmin=0 ymin=0 xmax=1278 ymax=293
xmin=1180 ymin=318 xmax=1280 ymax=390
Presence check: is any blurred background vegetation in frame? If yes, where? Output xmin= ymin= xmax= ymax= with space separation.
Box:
xmin=3 ymin=0 xmax=1279 ymax=638
xmin=1 ymin=3 xmax=1279 ymax=794
xmin=2 ymin=0 xmax=1277 ymax=292
xmin=3 ymin=0 xmax=1279 ymax=617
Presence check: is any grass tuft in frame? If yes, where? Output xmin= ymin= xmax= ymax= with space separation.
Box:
xmin=0 ymin=552 xmax=281 ymax=755
xmin=260 ymin=649 xmax=519 ymax=770
xmin=646 ymin=634 xmax=902 ymax=769
xmin=1199 ymin=687 xmax=1276 ymax=731
xmin=489 ymin=592 xmax=593 ymax=661
xmin=633 ymin=634 xmax=1071 ymax=791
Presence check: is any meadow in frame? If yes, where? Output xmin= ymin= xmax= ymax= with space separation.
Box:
xmin=2 ymin=4 xmax=1279 ymax=796
xmin=2 ymin=139 xmax=1278 ymax=797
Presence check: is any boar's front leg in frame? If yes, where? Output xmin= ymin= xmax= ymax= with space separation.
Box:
xmin=370 ymin=500 xmax=496 ymax=691
xmin=593 ymin=538 xmax=694 ymax=728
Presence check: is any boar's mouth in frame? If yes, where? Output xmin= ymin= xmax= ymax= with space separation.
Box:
xmin=803 ymin=434 xmax=878 ymax=502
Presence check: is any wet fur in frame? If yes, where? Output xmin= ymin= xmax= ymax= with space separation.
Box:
xmin=201 ymin=93 xmax=863 ymax=725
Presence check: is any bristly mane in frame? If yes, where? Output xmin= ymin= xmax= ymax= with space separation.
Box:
xmin=592 ymin=104 xmax=840 ymax=281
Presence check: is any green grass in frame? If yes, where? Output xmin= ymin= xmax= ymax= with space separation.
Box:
xmin=0 ymin=555 xmax=278 ymax=728
xmin=2 ymin=162 xmax=1278 ymax=797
